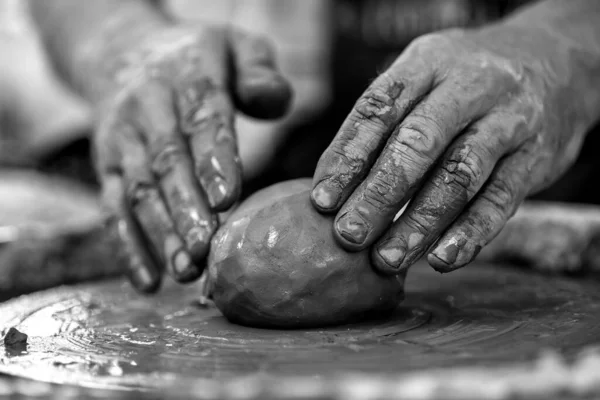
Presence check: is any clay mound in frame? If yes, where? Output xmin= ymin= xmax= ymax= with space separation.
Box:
xmin=208 ymin=179 xmax=405 ymax=329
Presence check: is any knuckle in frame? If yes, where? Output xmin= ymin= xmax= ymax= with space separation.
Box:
xmin=121 ymin=81 xmax=171 ymax=118
xmin=181 ymin=105 xmax=223 ymax=135
xmin=461 ymin=52 xmax=524 ymax=93
xmin=466 ymin=209 xmax=501 ymax=239
xmin=126 ymin=180 xmax=158 ymax=208
xmin=353 ymin=80 xmax=404 ymax=126
xmin=481 ymin=177 xmax=519 ymax=217
xmin=120 ymin=82 xmax=179 ymax=137
xmin=329 ymin=142 xmax=369 ymax=176
xmin=150 ymin=141 xmax=187 ymax=177
xmin=177 ymin=79 xmax=229 ymax=135
xmin=439 ymin=145 xmax=487 ymax=196
xmin=363 ymin=175 xmax=398 ymax=209
xmin=178 ymin=78 xmax=220 ymax=110
xmin=404 ymin=212 xmax=432 ymax=236
xmin=403 ymin=107 xmax=446 ymax=139
xmin=390 ymin=125 xmax=437 ymax=167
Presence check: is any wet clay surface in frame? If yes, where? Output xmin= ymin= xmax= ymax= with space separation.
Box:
xmin=209 ymin=180 xmax=405 ymax=329
xmin=1 ymin=262 xmax=600 ymax=392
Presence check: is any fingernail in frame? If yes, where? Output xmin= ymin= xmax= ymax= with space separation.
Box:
xmin=172 ymin=248 xmax=200 ymax=282
xmin=118 ymin=223 xmax=158 ymax=292
xmin=166 ymin=233 xmax=200 ymax=282
xmin=173 ymin=248 xmax=191 ymax=274
xmin=164 ymin=233 xmax=184 ymax=270
xmin=130 ymin=266 xmax=155 ymax=292
xmin=376 ymin=239 xmax=406 ymax=268
xmin=429 ymin=242 xmax=460 ymax=272
xmin=184 ymin=225 xmax=213 ymax=261
xmin=312 ymin=181 xmax=340 ymax=211
xmin=336 ymin=212 xmax=369 ymax=245
xmin=206 ymin=176 xmax=229 ymax=209
xmin=427 ymin=253 xmax=452 ymax=272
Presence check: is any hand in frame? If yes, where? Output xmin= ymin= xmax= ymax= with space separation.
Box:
xmin=96 ymin=24 xmax=292 ymax=292
xmin=311 ymin=27 xmax=587 ymax=274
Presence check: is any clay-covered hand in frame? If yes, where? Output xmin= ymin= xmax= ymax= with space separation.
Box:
xmin=96 ymin=24 xmax=292 ymax=292
xmin=311 ymin=25 xmax=594 ymax=274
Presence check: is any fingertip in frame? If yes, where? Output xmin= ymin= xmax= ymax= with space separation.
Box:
xmin=116 ymin=217 xmax=163 ymax=294
xmin=167 ymin=247 xmax=190 ymax=283
xmin=163 ymin=232 xmax=206 ymax=284
xmin=128 ymin=266 xmax=162 ymax=294
xmin=371 ymin=247 xmax=406 ymax=276
xmin=333 ymin=213 xmax=370 ymax=252
xmin=428 ymin=233 xmax=482 ymax=273
xmin=236 ymin=68 xmax=293 ymax=119
xmin=186 ymin=233 xmax=212 ymax=265
xmin=205 ymin=176 xmax=241 ymax=212
xmin=333 ymin=234 xmax=364 ymax=252
xmin=311 ymin=180 xmax=341 ymax=213
xmin=172 ymin=252 xmax=204 ymax=284
xmin=371 ymin=237 xmax=407 ymax=275
xmin=427 ymin=252 xmax=455 ymax=273
xmin=178 ymin=259 xmax=207 ymax=284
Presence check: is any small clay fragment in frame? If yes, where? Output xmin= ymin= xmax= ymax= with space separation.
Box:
xmin=207 ymin=179 xmax=405 ymax=329
xmin=3 ymin=327 xmax=28 ymax=347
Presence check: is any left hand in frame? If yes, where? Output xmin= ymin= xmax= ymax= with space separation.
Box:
xmin=310 ymin=27 xmax=589 ymax=274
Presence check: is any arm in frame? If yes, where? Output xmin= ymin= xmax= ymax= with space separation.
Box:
xmin=311 ymin=0 xmax=600 ymax=275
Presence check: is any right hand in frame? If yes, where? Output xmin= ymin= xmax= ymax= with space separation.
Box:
xmin=95 ymin=24 xmax=292 ymax=293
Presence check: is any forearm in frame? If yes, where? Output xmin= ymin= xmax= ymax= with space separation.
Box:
xmin=484 ymin=0 xmax=600 ymax=133
xmin=29 ymin=0 xmax=169 ymax=104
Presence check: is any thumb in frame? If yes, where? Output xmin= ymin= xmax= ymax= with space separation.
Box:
xmin=229 ymin=29 xmax=293 ymax=119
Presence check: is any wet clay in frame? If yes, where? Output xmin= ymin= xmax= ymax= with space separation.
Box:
xmin=207 ymin=179 xmax=405 ymax=328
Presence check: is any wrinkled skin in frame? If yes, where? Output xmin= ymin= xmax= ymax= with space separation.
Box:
xmin=311 ymin=20 xmax=600 ymax=275
xmin=91 ymin=24 xmax=292 ymax=292
xmin=208 ymin=179 xmax=405 ymax=329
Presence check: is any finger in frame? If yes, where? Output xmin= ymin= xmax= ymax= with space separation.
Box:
xmin=332 ymin=77 xmax=502 ymax=251
xmin=103 ymin=174 xmax=162 ymax=293
xmin=427 ymin=149 xmax=533 ymax=272
xmin=118 ymin=217 xmax=162 ymax=292
xmin=177 ymin=77 xmax=242 ymax=211
xmin=93 ymin=113 xmax=123 ymax=178
xmin=132 ymin=83 xmax=216 ymax=276
xmin=372 ymin=113 xmax=519 ymax=274
xmin=119 ymin=124 xmax=199 ymax=283
xmin=311 ymin=53 xmax=435 ymax=213
xmin=229 ymin=29 xmax=293 ymax=119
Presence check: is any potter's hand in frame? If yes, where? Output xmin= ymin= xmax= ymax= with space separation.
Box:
xmin=311 ymin=25 xmax=594 ymax=274
xmin=96 ymin=25 xmax=292 ymax=292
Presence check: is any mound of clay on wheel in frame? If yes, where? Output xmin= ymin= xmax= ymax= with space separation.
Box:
xmin=207 ymin=179 xmax=405 ymax=329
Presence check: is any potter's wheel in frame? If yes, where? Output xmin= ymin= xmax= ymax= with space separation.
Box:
xmin=2 ymin=262 xmax=600 ymax=399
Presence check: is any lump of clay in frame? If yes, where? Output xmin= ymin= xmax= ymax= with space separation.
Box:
xmin=207 ymin=179 xmax=405 ymax=329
